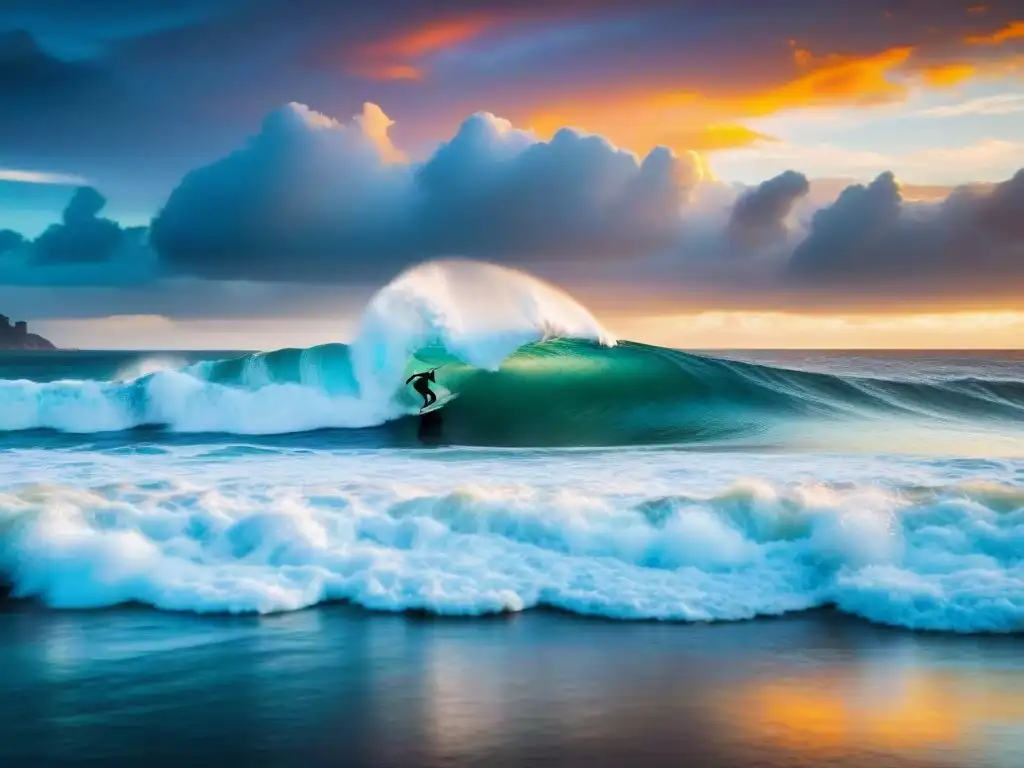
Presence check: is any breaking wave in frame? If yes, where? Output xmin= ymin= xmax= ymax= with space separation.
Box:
xmin=0 ymin=258 xmax=1022 ymax=447
xmin=1 ymin=468 xmax=1021 ymax=633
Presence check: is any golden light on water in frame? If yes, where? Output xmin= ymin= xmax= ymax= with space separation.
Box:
xmin=713 ymin=667 xmax=1024 ymax=757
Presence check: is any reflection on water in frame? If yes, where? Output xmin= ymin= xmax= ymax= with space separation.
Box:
xmin=0 ymin=606 xmax=1022 ymax=767
xmin=717 ymin=668 xmax=1024 ymax=761
xmin=422 ymin=635 xmax=511 ymax=757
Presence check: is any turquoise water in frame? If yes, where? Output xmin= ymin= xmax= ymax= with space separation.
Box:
xmin=2 ymin=344 xmax=1023 ymax=451
xmin=0 ymin=346 xmax=1021 ymax=633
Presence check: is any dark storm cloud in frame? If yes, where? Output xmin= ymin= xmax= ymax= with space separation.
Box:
xmin=0 ymin=186 xmax=159 ymax=287
xmin=0 ymin=29 xmax=123 ymax=180
xmin=0 ymin=0 xmax=237 ymax=53
xmin=572 ymin=163 xmax=1024 ymax=315
xmin=34 ymin=187 xmax=132 ymax=263
xmin=150 ymin=103 xmax=699 ymax=281
xmin=414 ymin=115 xmax=696 ymax=262
xmin=0 ymin=230 xmax=26 ymax=255
xmin=726 ymin=170 xmax=809 ymax=251
xmin=787 ymin=170 xmax=1024 ymax=296
xmin=0 ymin=28 xmax=100 ymax=93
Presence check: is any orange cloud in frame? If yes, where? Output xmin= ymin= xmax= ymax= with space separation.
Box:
xmin=916 ymin=48 xmax=1024 ymax=87
xmin=967 ymin=4 xmax=990 ymax=12
xmin=351 ymin=13 xmax=501 ymax=82
xmin=642 ymin=47 xmax=915 ymax=118
xmin=736 ymin=47 xmax=914 ymax=115
xmin=965 ymin=20 xmax=1024 ymax=44
xmin=363 ymin=15 xmax=497 ymax=59
xmin=787 ymin=39 xmax=813 ymax=67
xmin=920 ymin=61 xmax=978 ymax=85
xmin=514 ymin=12 xmax=1024 ymax=161
xmin=358 ymin=63 xmax=423 ymax=82
xmin=662 ymin=124 xmax=776 ymax=152
xmin=525 ymin=48 xmax=919 ymax=158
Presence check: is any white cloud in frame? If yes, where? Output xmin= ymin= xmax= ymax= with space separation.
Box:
xmin=0 ymin=168 xmax=88 ymax=185
xmin=713 ymin=139 xmax=1024 ymax=186
xmin=920 ymin=94 xmax=1024 ymax=118
xmin=905 ymin=139 xmax=1024 ymax=167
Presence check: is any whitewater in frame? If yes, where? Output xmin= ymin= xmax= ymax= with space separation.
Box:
xmin=0 ymin=260 xmax=1022 ymax=633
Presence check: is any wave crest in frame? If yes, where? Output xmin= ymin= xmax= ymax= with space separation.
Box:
xmin=350 ymin=259 xmax=615 ymax=404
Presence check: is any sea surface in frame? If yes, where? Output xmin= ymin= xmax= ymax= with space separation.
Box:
xmin=0 ymin=262 xmax=1022 ymax=766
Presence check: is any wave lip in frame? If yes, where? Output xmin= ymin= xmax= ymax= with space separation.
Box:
xmin=349 ymin=258 xmax=616 ymax=405
xmin=0 ymin=477 xmax=1021 ymax=633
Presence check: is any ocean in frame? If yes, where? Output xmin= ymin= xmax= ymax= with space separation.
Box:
xmin=0 ymin=263 xmax=1022 ymax=766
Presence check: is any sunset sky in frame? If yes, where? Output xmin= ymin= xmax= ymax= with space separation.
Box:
xmin=1 ymin=0 xmax=1022 ymax=348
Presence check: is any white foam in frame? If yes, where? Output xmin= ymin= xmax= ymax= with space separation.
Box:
xmin=0 ymin=372 xmax=396 ymax=434
xmin=1 ymin=449 xmax=1020 ymax=633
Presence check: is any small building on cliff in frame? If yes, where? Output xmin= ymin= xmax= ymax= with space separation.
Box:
xmin=0 ymin=314 xmax=56 ymax=350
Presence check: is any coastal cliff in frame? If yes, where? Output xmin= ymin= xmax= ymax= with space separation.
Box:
xmin=0 ymin=314 xmax=56 ymax=350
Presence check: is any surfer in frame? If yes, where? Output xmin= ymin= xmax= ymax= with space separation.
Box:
xmin=406 ymin=368 xmax=438 ymax=410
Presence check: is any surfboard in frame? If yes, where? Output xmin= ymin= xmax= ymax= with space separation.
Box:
xmin=419 ymin=392 xmax=459 ymax=415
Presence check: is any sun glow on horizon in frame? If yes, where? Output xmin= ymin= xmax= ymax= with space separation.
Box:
xmin=610 ymin=310 xmax=1024 ymax=350
xmin=31 ymin=309 xmax=1024 ymax=351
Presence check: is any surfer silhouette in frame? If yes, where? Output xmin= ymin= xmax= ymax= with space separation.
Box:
xmin=406 ymin=369 xmax=438 ymax=410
